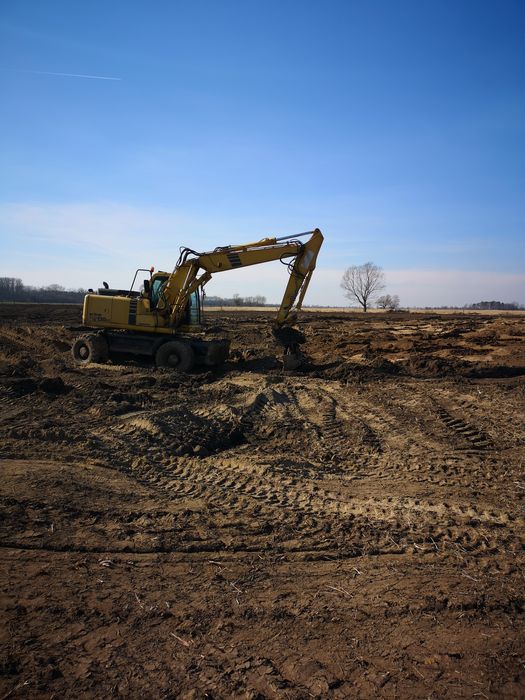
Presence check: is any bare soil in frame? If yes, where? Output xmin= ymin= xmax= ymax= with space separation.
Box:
xmin=1 ymin=304 xmax=524 ymax=699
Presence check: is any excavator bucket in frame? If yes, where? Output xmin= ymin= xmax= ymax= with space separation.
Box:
xmin=283 ymin=349 xmax=304 ymax=371
xmin=273 ymin=327 xmax=306 ymax=371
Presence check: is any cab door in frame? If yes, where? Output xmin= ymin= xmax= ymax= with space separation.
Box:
xmin=187 ymin=290 xmax=201 ymax=325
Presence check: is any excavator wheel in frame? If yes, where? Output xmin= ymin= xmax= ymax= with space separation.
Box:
xmin=155 ymin=340 xmax=194 ymax=371
xmin=71 ymin=334 xmax=109 ymax=365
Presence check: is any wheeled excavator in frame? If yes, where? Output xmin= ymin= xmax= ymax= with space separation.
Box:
xmin=71 ymin=228 xmax=323 ymax=371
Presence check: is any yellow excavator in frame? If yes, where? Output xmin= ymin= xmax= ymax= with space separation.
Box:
xmin=71 ymin=228 xmax=323 ymax=371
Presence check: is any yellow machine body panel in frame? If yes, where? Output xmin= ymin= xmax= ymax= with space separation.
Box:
xmin=82 ymin=294 xmax=196 ymax=334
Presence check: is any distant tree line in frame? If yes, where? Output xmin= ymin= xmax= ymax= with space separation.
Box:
xmin=204 ymin=293 xmax=267 ymax=307
xmin=465 ymin=301 xmax=523 ymax=310
xmin=0 ymin=278 xmax=270 ymax=307
xmin=0 ymin=277 xmax=86 ymax=303
xmin=417 ymin=301 xmax=524 ymax=310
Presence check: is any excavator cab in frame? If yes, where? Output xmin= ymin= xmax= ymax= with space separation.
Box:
xmin=147 ymin=273 xmax=201 ymax=326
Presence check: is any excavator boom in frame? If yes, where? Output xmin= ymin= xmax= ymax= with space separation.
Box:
xmin=160 ymin=229 xmax=323 ymax=330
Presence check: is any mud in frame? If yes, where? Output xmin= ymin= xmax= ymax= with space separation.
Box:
xmin=1 ymin=304 xmax=524 ymax=698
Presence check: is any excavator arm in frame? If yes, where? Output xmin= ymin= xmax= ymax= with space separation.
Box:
xmin=158 ymin=229 xmax=324 ymax=332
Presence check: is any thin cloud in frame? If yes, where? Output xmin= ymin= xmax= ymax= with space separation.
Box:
xmin=2 ymin=201 xmax=523 ymax=305
xmin=27 ymin=70 xmax=122 ymax=81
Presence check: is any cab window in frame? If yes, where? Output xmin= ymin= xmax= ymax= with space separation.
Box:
xmin=150 ymin=277 xmax=167 ymax=309
xmin=184 ymin=291 xmax=201 ymax=324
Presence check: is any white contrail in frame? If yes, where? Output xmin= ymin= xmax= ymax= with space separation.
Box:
xmin=30 ymin=70 xmax=122 ymax=81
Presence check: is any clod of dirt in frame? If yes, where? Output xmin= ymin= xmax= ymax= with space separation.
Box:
xmin=317 ymin=356 xmax=402 ymax=382
xmin=466 ymin=363 xmax=525 ymax=379
xmin=0 ymin=377 xmax=37 ymax=395
xmin=403 ymin=354 xmax=525 ymax=379
xmin=51 ymin=340 xmax=71 ymax=353
xmin=38 ymin=377 xmax=69 ymax=394
xmin=403 ymin=354 xmax=464 ymax=378
xmin=369 ymin=356 xmax=402 ymax=373
xmin=0 ymin=355 xmax=38 ymax=378
xmin=116 ymin=407 xmax=245 ymax=461
xmin=0 ymin=656 xmax=20 ymax=676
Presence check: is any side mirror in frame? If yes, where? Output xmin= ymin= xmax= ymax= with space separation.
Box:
xmin=143 ymin=279 xmax=150 ymax=295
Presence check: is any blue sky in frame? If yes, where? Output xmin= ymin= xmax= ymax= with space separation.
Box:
xmin=1 ymin=0 xmax=524 ymax=306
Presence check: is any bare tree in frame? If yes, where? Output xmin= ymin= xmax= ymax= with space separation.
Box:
xmin=377 ymin=294 xmax=400 ymax=310
xmin=341 ymin=262 xmax=385 ymax=312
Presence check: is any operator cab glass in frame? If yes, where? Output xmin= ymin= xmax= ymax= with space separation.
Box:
xmin=150 ymin=276 xmax=168 ymax=310
xmin=186 ymin=290 xmax=201 ymax=325
xmin=149 ymin=277 xmax=200 ymax=325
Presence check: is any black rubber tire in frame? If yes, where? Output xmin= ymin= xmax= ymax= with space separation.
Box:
xmin=71 ymin=334 xmax=109 ymax=365
xmin=155 ymin=340 xmax=194 ymax=371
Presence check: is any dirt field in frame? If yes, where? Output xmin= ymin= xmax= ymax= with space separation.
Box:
xmin=1 ymin=304 xmax=524 ymax=699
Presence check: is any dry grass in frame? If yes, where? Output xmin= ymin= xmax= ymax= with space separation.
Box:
xmin=204 ymin=305 xmax=525 ymax=316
